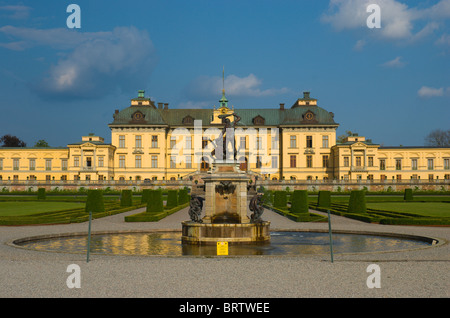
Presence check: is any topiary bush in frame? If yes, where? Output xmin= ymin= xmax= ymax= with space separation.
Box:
xmin=141 ymin=189 xmax=151 ymax=204
xmin=85 ymin=189 xmax=105 ymax=212
xmin=37 ymin=188 xmax=46 ymax=200
xmin=404 ymin=188 xmax=413 ymax=201
xmin=178 ymin=188 xmax=189 ymax=205
xmin=290 ymin=190 xmax=308 ymax=214
xmin=120 ymin=190 xmax=133 ymax=207
xmin=317 ymin=191 xmax=331 ymax=208
xmin=273 ymin=191 xmax=287 ymax=208
xmin=146 ymin=190 xmax=164 ymax=213
xmin=166 ymin=190 xmax=178 ymax=208
xmin=347 ymin=190 xmax=366 ymax=214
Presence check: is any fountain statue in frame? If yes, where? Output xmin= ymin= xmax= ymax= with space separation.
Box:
xmin=181 ymin=107 xmax=270 ymax=245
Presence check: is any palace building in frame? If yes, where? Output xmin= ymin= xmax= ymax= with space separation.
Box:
xmin=0 ymin=90 xmax=449 ymax=185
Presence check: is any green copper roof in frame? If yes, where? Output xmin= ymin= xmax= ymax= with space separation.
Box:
xmin=109 ymin=104 xmax=337 ymax=127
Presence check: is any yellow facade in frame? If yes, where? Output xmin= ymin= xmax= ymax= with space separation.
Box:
xmin=0 ymin=91 xmax=449 ymax=185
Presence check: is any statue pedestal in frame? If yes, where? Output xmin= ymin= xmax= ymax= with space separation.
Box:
xmin=182 ymin=161 xmax=270 ymax=245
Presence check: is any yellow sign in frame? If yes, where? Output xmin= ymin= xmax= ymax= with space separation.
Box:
xmin=217 ymin=241 xmax=228 ymax=255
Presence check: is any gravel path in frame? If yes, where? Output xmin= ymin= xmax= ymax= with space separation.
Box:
xmin=0 ymin=206 xmax=448 ymax=298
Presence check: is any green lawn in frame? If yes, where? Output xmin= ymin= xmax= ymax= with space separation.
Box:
xmin=366 ymin=202 xmax=450 ymax=218
xmin=0 ymin=201 xmax=84 ymax=217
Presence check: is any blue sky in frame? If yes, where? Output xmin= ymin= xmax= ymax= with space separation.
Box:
xmin=0 ymin=0 xmax=449 ymax=147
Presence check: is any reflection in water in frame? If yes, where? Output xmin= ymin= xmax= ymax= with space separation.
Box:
xmin=18 ymin=231 xmax=431 ymax=256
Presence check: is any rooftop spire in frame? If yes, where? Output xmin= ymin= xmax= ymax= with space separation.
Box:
xmin=219 ymin=66 xmax=228 ymax=108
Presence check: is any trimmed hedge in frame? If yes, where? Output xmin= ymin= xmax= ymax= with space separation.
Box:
xmin=290 ymin=190 xmax=308 ymax=214
xmin=317 ymin=191 xmax=331 ymax=208
xmin=404 ymin=189 xmax=413 ymax=201
xmin=141 ymin=189 xmax=151 ymax=204
xmin=125 ymin=202 xmax=189 ymax=222
xmin=166 ymin=190 xmax=178 ymax=208
xmin=120 ymin=190 xmax=133 ymax=207
xmin=347 ymin=190 xmax=366 ymax=214
xmin=178 ymin=188 xmax=189 ymax=205
xmin=146 ymin=190 xmax=164 ymax=212
xmin=37 ymin=188 xmax=46 ymax=200
xmin=85 ymin=190 xmax=105 ymax=212
xmin=274 ymin=191 xmax=287 ymax=208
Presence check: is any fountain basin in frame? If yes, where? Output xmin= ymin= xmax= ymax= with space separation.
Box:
xmin=181 ymin=221 xmax=270 ymax=245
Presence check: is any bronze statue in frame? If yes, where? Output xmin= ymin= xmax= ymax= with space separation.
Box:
xmin=188 ymin=194 xmax=205 ymax=223
xmin=249 ymin=193 xmax=264 ymax=223
xmin=208 ymin=112 xmax=241 ymax=161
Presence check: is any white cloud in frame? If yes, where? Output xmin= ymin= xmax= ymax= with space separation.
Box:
xmin=322 ymin=0 xmax=449 ymax=42
xmin=0 ymin=26 xmax=158 ymax=100
xmin=417 ymin=86 xmax=444 ymax=97
xmin=381 ymin=56 xmax=405 ymax=68
xmin=0 ymin=5 xmax=32 ymax=19
xmin=353 ymin=39 xmax=366 ymax=51
xmin=184 ymin=73 xmax=289 ymax=101
xmin=436 ymin=33 xmax=450 ymax=45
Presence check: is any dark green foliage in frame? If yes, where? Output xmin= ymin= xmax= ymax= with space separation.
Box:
xmin=120 ymin=190 xmax=133 ymax=207
xmin=37 ymin=188 xmax=46 ymax=200
xmin=404 ymin=189 xmax=413 ymax=201
xmin=317 ymin=191 xmax=331 ymax=208
xmin=263 ymin=190 xmax=274 ymax=204
xmin=166 ymin=190 xmax=178 ymax=208
xmin=85 ymin=190 xmax=105 ymax=212
xmin=273 ymin=191 xmax=287 ymax=208
xmin=178 ymin=188 xmax=189 ymax=205
xmin=146 ymin=190 xmax=164 ymax=212
xmin=347 ymin=190 xmax=366 ymax=214
xmin=141 ymin=189 xmax=151 ymax=204
xmin=290 ymin=190 xmax=309 ymax=214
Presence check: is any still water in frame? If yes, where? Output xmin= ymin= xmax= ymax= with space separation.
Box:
xmin=16 ymin=231 xmax=432 ymax=256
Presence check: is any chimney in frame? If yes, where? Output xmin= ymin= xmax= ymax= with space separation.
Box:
xmin=164 ymin=103 xmax=169 ymax=110
xmin=158 ymin=103 xmax=163 ymax=109
xmin=279 ymin=103 xmax=285 ymax=110
xmin=114 ymin=109 xmax=119 ymax=114
xmin=303 ymin=92 xmax=310 ymax=99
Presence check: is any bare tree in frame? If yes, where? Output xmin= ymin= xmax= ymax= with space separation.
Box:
xmin=425 ymin=129 xmax=450 ymax=147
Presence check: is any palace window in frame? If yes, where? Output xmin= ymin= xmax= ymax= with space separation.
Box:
xmin=45 ymin=159 xmax=52 ymax=171
xmin=29 ymin=159 xmax=36 ymax=171
xmin=290 ymin=155 xmax=296 ymax=168
xmin=119 ymin=155 xmax=125 ymax=168
xmin=411 ymin=159 xmax=418 ymax=170
xmin=444 ymin=159 xmax=450 ymax=170
xmin=256 ymin=156 xmax=262 ymax=168
xmin=306 ymin=155 xmax=312 ymax=168
xmin=395 ymin=159 xmax=402 ymax=170
xmin=151 ymin=155 xmax=157 ymax=168
xmin=256 ymin=137 xmax=262 ymax=150
xmin=271 ymin=136 xmax=278 ymax=149
xmin=61 ymin=159 xmax=68 ymax=171
xmin=135 ymin=135 xmax=142 ymax=148
xmin=135 ymin=155 xmax=141 ymax=168
xmin=306 ymin=136 xmax=313 ymax=148
xmin=355 ymin=156 xmax=362 ymax=167
xmin=151 ymin=135 xmax=158 ymax=148
xmin=368 ymin=157 xmax=374 ymax=167
xmin=98 ymin=157 xmax=104 ymax=167
xmin=343 ymin=156 xmax=349 ymax=167
xmin=74 ymin=157 xmax=80 ymax=167
xmin=272 ymin=156 xmax=278 ymax=169
xmin=290 ymin=135 xmax=297 ymax=148
xmin=170 ymin=136 xmax=177 ymax=149
xmin=186 ymin=156 xmax=192 ymax=169
xmin=322 ymin=155 xmax=329 ymax=168
xmin=13 ymin=159 xmax=19 ymax=170
xmin=119 ymin=135 xmax=125 ymax=148
xmin=185 ymin=136 xmax=192 ymax=149
xmin=240 ymin=136 xmax=246 ymax=150
xmin=322 ymin=135 xmax=329 ymax=148
xmin=170 ymin=156 xmax=176 ymax=168
xmin=380 ymin=159 xmax=386 ymax=170
xmin=427 ymin=159 xmax=434 ymax=170
xmin=0 ymin=158 xmax=2 ymax=170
